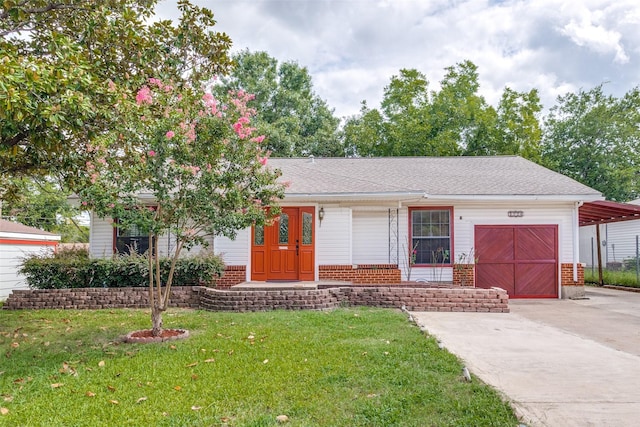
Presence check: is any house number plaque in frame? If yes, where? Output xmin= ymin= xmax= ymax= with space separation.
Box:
xmin=508 ymin=210 xmax=524 ymax=218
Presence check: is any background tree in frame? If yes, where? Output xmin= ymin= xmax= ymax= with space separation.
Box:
xmin=343 ymin=60 xmax=542 ymax=160
xmin=1 ymin=177 xmax=88 ymax=242
xmin=215 ymin=50 xmax=342 ymax=157
xmin=464 ymin=87 xmax=542 ymax=161
xmin=541 ymin=85 xmax=640 ymax=201
xmin=78 ymin=80 xmax=285 ymax=336
xmin=0 ymin=0 xmax=233 ymax=199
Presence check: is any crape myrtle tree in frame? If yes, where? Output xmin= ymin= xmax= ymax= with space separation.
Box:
xmin=77 ymin=80 xmax=285 ymax=336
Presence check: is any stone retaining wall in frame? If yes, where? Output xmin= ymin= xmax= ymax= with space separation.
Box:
xmin=3 ymin=286 xmax=509 ymax=313
xmin=2 ymin=286 xmax=199 ymax=310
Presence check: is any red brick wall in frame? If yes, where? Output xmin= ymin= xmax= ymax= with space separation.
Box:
xmin=216 ymin=265 xmax=246 ymax=288
xmin=319 ymin=264 xmax=401 ymax=284
xmin=452 ymin=264 xmax=475 ymax=287
xmin=561 ymin=263 xmax=584 ymax=286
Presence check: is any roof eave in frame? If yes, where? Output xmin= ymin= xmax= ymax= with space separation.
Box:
xmin=424 ymin=194 xmax=604 ymax=202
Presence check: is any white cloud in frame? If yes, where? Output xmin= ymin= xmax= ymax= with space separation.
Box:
xmin=156 ymin=0 xmax=640 ymax=117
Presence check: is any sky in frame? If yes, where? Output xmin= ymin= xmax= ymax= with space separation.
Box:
xmin=155 ymin=0 xmax=640 ymax=119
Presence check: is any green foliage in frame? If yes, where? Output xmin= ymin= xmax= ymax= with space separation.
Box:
xmin=343 ymin=60 xmax=542 ymax=160
xmin=541 ymin=85 xmax=640 ymax=201
xmin=0 ymin=0 xmax=233 ymax=196
xmin=19 ymin=251 xmax=225 ymax=290
xmin=2 ymin=177 xmax=89 ymax=242
xmin=215 ymin=50 xmax=342 ymax=157
xmin=0 ymin=308 xmax=518 ymax=426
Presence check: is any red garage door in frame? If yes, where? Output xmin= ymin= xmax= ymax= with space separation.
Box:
xmin=475 ymin=225 xmax=558 ymax=298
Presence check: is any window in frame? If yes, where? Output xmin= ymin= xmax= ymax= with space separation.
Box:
xmin=410 ymin=208 xmax=452 ymax=265
xmin=115 ymin=223 xmax=152 ymax=255
xmin=302 ymin=212 xmax=313 ymax=245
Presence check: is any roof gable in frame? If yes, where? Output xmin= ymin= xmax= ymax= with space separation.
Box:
xmin=0 ymin=219 xmax=59 ymax=236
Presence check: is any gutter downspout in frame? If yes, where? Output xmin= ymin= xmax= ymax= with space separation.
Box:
xmin=573 ymin=201 xmax=584 ymax=283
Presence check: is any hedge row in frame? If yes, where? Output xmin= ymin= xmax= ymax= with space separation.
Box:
xmin=20 ymin=251 xmax=225 ymax=290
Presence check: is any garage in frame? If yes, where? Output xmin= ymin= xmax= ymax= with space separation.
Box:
xmin=475 ymin=225 xmax=558 ymax=298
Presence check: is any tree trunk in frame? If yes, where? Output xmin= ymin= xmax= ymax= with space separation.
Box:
xmin=151 ymin=306 xmax=163 ymax=337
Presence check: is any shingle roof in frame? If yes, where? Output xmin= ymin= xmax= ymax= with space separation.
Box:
xmin=0 ymin=219 xmax=59 ymax=236
xmin=268 ymin=156 xmax=601 ymax=198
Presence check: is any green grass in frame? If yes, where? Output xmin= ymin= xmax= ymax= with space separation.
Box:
xmin=0 ymin=308 xmax=518 ymax=426
xmin=585 ymin=269 xmax=640 ymax=288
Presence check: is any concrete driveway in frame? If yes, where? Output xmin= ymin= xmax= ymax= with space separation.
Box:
xmin=411 ymin=287 xmax=640 ymax=427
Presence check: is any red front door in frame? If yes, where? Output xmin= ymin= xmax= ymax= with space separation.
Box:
xmin=251 ymin=207 xmax=315 ymax=281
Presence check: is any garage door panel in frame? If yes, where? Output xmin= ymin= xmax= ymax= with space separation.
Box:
xmin=516 ymin=227 xmax=557 ymax=261
xmin=476 ymin=263 xmax=515 ymax=295
xmin=475 ymin=225 xmax=558 ymax=298
xmin=475 ymin=227 xmax=514 ymax=261
xmin=515 ymin=263 xmax=557 ymax=297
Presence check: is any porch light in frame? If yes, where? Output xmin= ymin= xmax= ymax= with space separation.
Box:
xmin=319 ymin=207 xmax=325 ymax=222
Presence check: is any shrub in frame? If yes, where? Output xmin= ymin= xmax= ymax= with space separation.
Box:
xmin=20 ymin=252 xmax=225 ymax=290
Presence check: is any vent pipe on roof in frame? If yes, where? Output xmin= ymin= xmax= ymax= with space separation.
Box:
xmin=309 ymin=155 xmax=315 ymax=164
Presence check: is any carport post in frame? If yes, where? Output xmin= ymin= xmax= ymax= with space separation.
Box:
xmin=636 ymin=234 xmax=640 ymax=284
xmin=596 ymin=224 xmax=604 ymax=286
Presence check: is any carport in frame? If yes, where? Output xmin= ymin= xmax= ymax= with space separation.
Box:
xmin=579 ymin=200 xmax=640 ymax=285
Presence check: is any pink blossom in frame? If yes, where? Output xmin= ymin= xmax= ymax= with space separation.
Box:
xmin=135 ymin=86 xmax=153 ymax=105
xmin=81 ymin=201 xmax=87 ymax=206
xmin=148 ymin=78 xmax=163 ymax=88
xmin=202 ymin=93 xmax=215 ymax=107
xmin=166 ymin=130 xmax=175 ymax=139
xmin=148 ymin=150 xmax=156 ymax=157
xmin=97 ymin=158 xmax=107 ymax=165
xmin=107 ymin=80 xmax=116 ymax=92
xmin=163 ymin=85 xmax=174 ymax=93
xmin=259 ymin=157 xmax=268 ymax=166
xmin=90 ymin=173 xmax=99 ymax=183
xmin=86 ymin=161 xmax=94 ymax=170
xmin=108 ymin=203 xmax=115 ymax=208
xmin=251 ymin=135 xmax=266 ymax=144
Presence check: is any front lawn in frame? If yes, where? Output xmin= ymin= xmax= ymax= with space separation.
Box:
xmin=0 ymin=307 xmax=518 ymax=426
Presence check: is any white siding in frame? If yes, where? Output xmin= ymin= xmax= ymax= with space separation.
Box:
xmin=90 ymin=214 xmax=114 ymax=258
xmin=0 ymin=243 xmax=55 ymax=300
xmin=317 ymin=206 xmax=352 ymax=265
xmin=451 ymin=201 xmax=575 ymax=263
xmin=579 ymin=225 xmax=598 ymax=266
xmin=214 ymin=229 xmax=250 ymax=266
xmin=352 ymin=210 xmax=390 ymax=264
xmin=580 ymin=221 xmax=640 ymax=267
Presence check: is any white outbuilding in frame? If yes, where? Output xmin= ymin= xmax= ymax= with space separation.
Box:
xmin=0 ymin=219 xmax=60 ymax=300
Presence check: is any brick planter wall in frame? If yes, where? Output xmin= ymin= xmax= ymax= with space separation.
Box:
xmin=2 ymin=286 xmax=200 ymax=310
xmin=216 ymin=265 xmax=246 ymax=288
xmin=4 ymin=285 xmax=509 ymax=313
xmin=319 ymin=264 xmax=401 ymax=284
